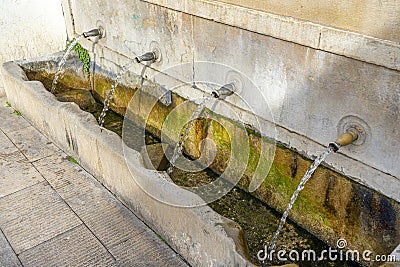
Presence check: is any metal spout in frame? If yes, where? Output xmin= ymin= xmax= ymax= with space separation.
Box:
xmin=82 ymin=28 xmax=102 ymax=38
xmin=329 ymin=127 xmax=359 ymax=152
xmin=136 ymin=52 xmax=157 ymax=63
xmin=212 ymin=83 xmax=235 ymax=99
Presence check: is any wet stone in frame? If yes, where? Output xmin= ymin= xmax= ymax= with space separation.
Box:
xmin=55 ymin=89 xmax=98 ymax=113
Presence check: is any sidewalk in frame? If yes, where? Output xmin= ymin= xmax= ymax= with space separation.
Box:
xmin=0 ymin=96 xmax=188 ymax=267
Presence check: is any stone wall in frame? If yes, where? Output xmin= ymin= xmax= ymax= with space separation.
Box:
xmin=60 ymin=0 xmax=399 ymax=202
xmin=218 ymin=0 xmax=400 ymax=43
xmin=0 ymin=0 xmax=67 ymax=96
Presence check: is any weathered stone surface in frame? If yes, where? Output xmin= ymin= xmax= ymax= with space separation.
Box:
xmin=0 ymin=0 xmax=66 ymax=100
xmin=109 ymin=231 xmax=188 ymax=266
xmin=0 ymin=147 xmax=44 ymax=198
xmin=18 ymin=225 xmax=116 ymax=267
xmin=0 ymin=99 xmax=31 ymax=134
xmin=55 ymin=0 xmax=400 ymax=204
xmin=141 ymin=0 xmax=400 ymax=70
xmin=34 ymin=152 xmax=150 ymax=249
xmin=0 ymin=85 xmax=4 ymax=97
xmin=218 ymin=0 xmax=400 ymax=43
xmin=141 ymin=143 xmax=170 ymax=171
xmin=5 ymin=126 xmax=60 ymax=162
xmin=5 ymin=58 xmax=399 ymax=265
xmin=56 ymin=89 xmax=98 ymax=112
xmin=0 ymin=182 xmax=82 ymax=253
xmin=0 ymin=230 xmax=21 ymax=267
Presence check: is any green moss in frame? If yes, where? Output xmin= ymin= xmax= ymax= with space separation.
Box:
xmin=68 ymin=156 xmax=80 ymax=165
xmin=156 ymin=233 xmax=169 ymax=246
xmin=58 ymin=73 xmax=89 ymax=91
xmin=67 ymin=39 xmax=91 ymax=76
xmin=13 ymin=110 xmax=22 ymax=116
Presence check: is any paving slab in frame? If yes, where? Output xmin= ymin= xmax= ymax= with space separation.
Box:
xmin=0 ymin=230 xmax=21 ymax=267
xmin=0 ymin=99 xmax=31 ymax=135
xmin=0 ymin=130 xmax=18 ymax=154
xmin=0 ymin=137 xmax=44 ymax=197
xmin=33 ymin=151 xmax=188 ymax=266
xmin=32 ymin=152 xmax=93 ymax=197
xmin=0 ymin=182 xmax=82 ymax=253
xmin=5 ymin=126 xmax=59 ymax=162
xmin=34 ymin=152 xmax=155 ymax=247
xmin=19 ymin=225 xmax=116 ymax=267
xmin=109 ymin=230 xmax=188 ymax=267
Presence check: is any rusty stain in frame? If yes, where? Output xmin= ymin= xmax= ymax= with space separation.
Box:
xmin=208 ymin=46 xmax=217 ymax=53
xmin=142 ymin=17 xmax=157 ymax=30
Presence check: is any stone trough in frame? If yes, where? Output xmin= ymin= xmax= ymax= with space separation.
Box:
xmin=2 ymin=52 xmax=399 ymax=267
xmin=1 ymin=55 xmax=254 ymax=267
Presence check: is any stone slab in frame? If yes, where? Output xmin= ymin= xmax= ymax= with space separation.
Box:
xmin=141 ymin=0 xmax=400 ymax=70
xmin=0 ymin=230 xmax=21 ymax=267
xmin=0 ymin=98 xmax=31 ymax=135
xmin=19 ymin=225 xmax=115 ymax=267
xmin=33 ymin=152 xmax=95 ymax=198
xmin=0 ymin=182 xmax=82 ymax=253
xmin=33 ymin=151 xmax=172 ymax=256
xmin=6 ymin=126 xmax=60 ymax=162
xmin=109 ymin=232 xmax=187 ymax=266
xmin=0 ymin=147 xmax=44 ymax=198
xmin=0 ymin=130 xmax=18 ymax=154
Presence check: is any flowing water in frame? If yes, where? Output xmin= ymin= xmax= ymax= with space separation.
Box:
xmin=51 ymin=35 xmax=84 ymax=93
xmin=98 ymin=58 xmax=139 ymax=127
xmin=268 ymin=146 xmax=335 ymax=251
xmin=166 ymin=97 xmax=210 ymax=175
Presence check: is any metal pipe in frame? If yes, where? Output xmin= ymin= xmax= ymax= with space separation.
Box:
xmin=329 ymin=127 xmax=359 ymax=152
xmin=212 ymin=83 xmax=235 ymax=99
xmin=136 ymin=52 xmax=157 ymax=63
xmin=82 ymin=28 xmax=103 ymax=38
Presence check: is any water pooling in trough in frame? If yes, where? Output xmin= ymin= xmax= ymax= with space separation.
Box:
xmin=24 ymin=68 xmax=362 ymax=267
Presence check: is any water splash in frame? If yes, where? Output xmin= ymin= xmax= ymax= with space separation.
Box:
xmin=98 ymin=58 xmax=139 ymax=127
xmin=166 ymin=97 xmax=209 ymax=175
xmin=51 ymin=35 xmax=84 ymax=93
xmin=268 ymin=146 xmax=334 ymax=251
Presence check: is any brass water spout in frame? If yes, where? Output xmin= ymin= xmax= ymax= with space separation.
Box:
xmin=212 ymin=83 xmax=235 ymax=99
xmin=329 ymin=128 xmax=359 ymax=152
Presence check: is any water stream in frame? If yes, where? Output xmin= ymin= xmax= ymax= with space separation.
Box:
xmin=98 ymin=58 xmax=139 ymax=127
xmin=51 ymin=35 xmax=84 ymax=93
xmin=268 ymin=146 xmax=334 ymax=251
xmin=166 ymin=97 xmax=210 ymax=174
